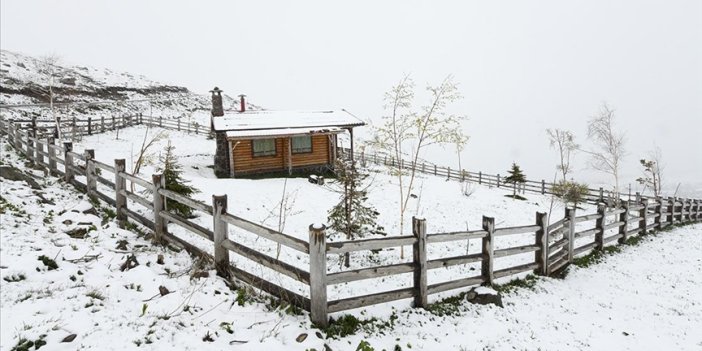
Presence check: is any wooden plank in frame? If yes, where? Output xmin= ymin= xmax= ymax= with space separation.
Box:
xmin=94 ymin=189 xmax=116 ymax=206
xmin=548 ymin=248 xmax=568 ymax=262
xmin=595 ymin=204 xmax=606 ymax=250
xmin=231 ymin=265 xmax=311 ymax=311
xmin=309 ymin=224 xmax=328 ymax=326
xmin=121 ymin=207 xmax=155 ymax=230
xmin=548 ymin=237 xmax=568 ymax=252
xmin=547 ymin=218 xmax=567 ymax=232
xmin=212 ymin=195 xmax=230 ymax=279
xmin=626 ymin=228 xmax=641 ymax=237
xmin=494 ymin=224 xmax=541 ymax=236
xmin=549 ymin=256 xmax=569 ymax=275
xmin=120 ymin=189 xmax=152 ymax=209
xmin=603 ymin=221 xmax=624 ymax=231
xmin=494 ymin=244 xmax=539 ymax=258
xmin=327 ymin=287 xmax=415 ymax=313
xmin=220 ymin=239 xmax=310 ymax=284
xmin=494 ymin=262 xmax=539 ymax=279
xmin=327 ymin=262 xmax=415 ymax=285
xmin=573 ymin=242 xmax=598 ymax=256
xmin=118 ymin=171 xmax=153 ymax=190
xmin=574 ymin=213 xmax=602 ymax=223
xmin=426 ymin=275 xmax=484 ymax=295
xmin=326 ymin=235 xmax=415 ymax=254
xmin=603 ymin=233 xmax=622 ymax=244
xmin=159 ymin=210 xmax=214 ymax=241
xmin=221 ymin=213 xmax=309 ymax=253
xmin=426 ymin=230 xmax=487 ymax=243
xmin=574 ymin=228 xmax=599 ymax=239
xmin=93 ymin=159 xmax=115 ymax=173
xmin=412 ymin=217 xmax=428 ymax=308
xmin=481 ymin=216 xmax=495 ymax=285
xmin=427 ymin=253 xmax=482 ymax=269
xmin=535 ymin=212 xmax=549 ymax=276
xmin=96 ymin=175 xmax=116 ymax=188
xmin=158 ymin=188 xmax=212 ymax=214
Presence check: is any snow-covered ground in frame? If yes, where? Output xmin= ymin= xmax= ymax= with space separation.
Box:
xmin=2 ymin=127 xmax=701 ymax=350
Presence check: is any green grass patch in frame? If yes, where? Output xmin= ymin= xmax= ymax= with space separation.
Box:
xmin=493 ymin=274 xmax=539 ymax=294
xmin=37 ymin=255 xmax=58 ymax=270
xmin=572 ymin=246 xmax=621 ymax=268
xmin=322 ymin=313 xmax=397 ymax=339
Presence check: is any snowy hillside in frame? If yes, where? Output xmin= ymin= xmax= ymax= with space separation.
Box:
xmin=0 ymin=50 xmax=247 ymax=123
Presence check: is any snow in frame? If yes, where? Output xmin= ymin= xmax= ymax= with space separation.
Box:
xmin=225 ymin=126 xmax=344 ymax=139
xmin=212 ymin=109 xmax=365 ymax=131
xmin=2 ymin=127 xmax=701 ymax=350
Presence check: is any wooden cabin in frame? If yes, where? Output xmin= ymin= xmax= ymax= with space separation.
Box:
xmin=210 ymin=89 xmax=364 ymax=177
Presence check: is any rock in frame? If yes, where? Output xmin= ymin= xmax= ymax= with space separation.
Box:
xmin=65 ymin=227 xmax=89 ymax=239
xmin=61 ymin=334 xmax=77 ymax=343
xmin=158 ymin=286 xmax=170 ymax=296
xmin=0 ymin=165 xmax=41 ymax=189
xmin=82 ymin=207 xmax=99 ymax=216
xmin=296 ymin=333 xmax=308 ymax=343
xmin=156 ymin=254 xmax=164 ymax=265
xmin=191 ymin=271 xmax=209 ymax=279
xmin=62 ymin=219 xmax=73 ymax=225
xmin=465 ymin=286 xmax=503 ymax=308
xmin=60 ymin=77 xmax=76 ymax=85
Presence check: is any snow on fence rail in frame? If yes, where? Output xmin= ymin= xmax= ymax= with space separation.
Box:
xmin=1 ymin=118 xmax=700 ymax=328
xmin=340 ymin=147 xmax=659 ymax=205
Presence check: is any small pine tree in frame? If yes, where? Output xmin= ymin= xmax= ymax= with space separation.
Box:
xmin=160 ymin=140 xmax=199 ymax=217
xmin=552 ymin=180 xmax=589 ymax=208
xmin=328 ymin=159 xmax=385 ymax=267
xmin=504 ymin=162 xmax=527 ymax=197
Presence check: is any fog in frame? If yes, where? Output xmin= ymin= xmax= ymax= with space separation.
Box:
xmin=2 ymin=0 xmax=700 ymax=193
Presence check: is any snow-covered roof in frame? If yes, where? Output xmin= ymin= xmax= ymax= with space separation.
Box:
xmin=225 ymin=126 xmax=344 ymax=139
xmin=212 ymin=109 xmax=365 ymax=132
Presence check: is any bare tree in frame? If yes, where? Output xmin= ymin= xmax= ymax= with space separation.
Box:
xmin=546 ymin=129 xmax=578 ymax=182
xmin=637 ymin=145 xmax=665 ymax=197
xmin=371 ymin=75 xmax=468 ymax=258
xmin=131 ymin=127 xmax=167 ymax=192
xmin=584 ymin=103 xmax=626 ymax=202
xmin=38 ymin=54 xmax=62 ymax=139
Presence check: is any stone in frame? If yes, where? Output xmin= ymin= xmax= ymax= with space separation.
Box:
xmin=0 ymin=165 xmax=41 ymax=189
xmin=61 ymin=334 xmax=77 ymax=343
xmin=296 ymin=333 xmax=308 ymax=343
xmin=465 ymin=286 xmax=503 ymax=308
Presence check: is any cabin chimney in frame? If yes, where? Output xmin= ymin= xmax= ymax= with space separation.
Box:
xmin=239 ymin=94 xmax=246 ymax=112
xmin=210 ymin=87 xmax=224 ymax=117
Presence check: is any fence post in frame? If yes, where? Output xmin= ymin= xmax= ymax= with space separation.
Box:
xmin=541 ymin=180 xmax=546 ymax=194
xmin=422 ymin=162 xmax=425 ymax=173
xmin=72 ymin=117 xmax=77 ymax=140
xmin=599 ymin=187 xmax=604 ymax=202
xmin=694 ymin=199 xmax=699 ymax=221
xmin=535 ymin=212 xmax=549 ymax=276
xmin=478 ymin=171 xmax=482 ymax=184
xmin=434 ymin=164 xmax=437 ymax=175
xmin=14 ymin=123 xmax=22 ymax=150
xmin=114 ymin=159 xmax=127 ymax=228
xmin=85 ymin=149 xmax=96 ymax=197
xmin=309 ymin=224 xmax=328 ymax=327
xmin=639 ymin=198 xmax=649 ymax=235
xmin=159 ymin=117 xmax=163 ymax=127
xmin=654 ymin=198 xmax=663 ymax=229
xmin=412 ymin=217 xmax=428 ymax=308
xmin=47 ymin=137 xmax=57 ymax=175
xmin=684 ymin=199 xmax=690 ymax=222
xmin=462 ymin=169 xmax=466 ymax=182
xmin=447 ymin=167 xmax=451 ymax=179
xmin=667 ymin=198 xmax=675 ymax=226
xmin=212 ymin=195 xmax=230 ymax=279
xmin=594 ymin=203 xmax=606 ymax=250
xmin=618 ymin=202 xmax=629 ymax=244
xmin=565 ymin=207 xmax=576 ymax=262
xmin=481 ymin=216 xmax=495 ymax=285
xmin=177 ymin=118 xmax=181 ymax=131
xmin=26 ymin=129 xmax=34 ymax=165
xmin=64 ymin=142 xmax=74 ymax=184
xmin=496 ymin=174 xmax=500 ymax=188
xmin=7 ymin=122 xmax=14 ymax=146
xmin=35 ymin=133 xmax=44 ymax=167
xmin=152 ymin=174 xmax=167 ymax=241
xmin=111 ymin=116 xmax=116 ymax=130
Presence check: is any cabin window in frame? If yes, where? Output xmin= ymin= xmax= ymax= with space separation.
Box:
xmin=291 ymin=136 xmax=312 ymax=153
xmin=253 ymin=139 xmax=276 ymax=157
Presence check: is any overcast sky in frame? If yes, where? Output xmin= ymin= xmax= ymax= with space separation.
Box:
xmin=2 ymin=0 xmax=701 ymax=193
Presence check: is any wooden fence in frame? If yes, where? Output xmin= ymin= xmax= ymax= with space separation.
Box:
xmin=1 ymin=117 xmax=700 ymax=328
xmin=3 ymin=114 xmax=209 ymax=141
xmin=341 ymin=147 xmax=685 ymax=206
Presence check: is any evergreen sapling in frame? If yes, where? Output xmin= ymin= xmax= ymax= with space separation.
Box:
xmin=160 ymin=140 xmax=199 ymax=217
